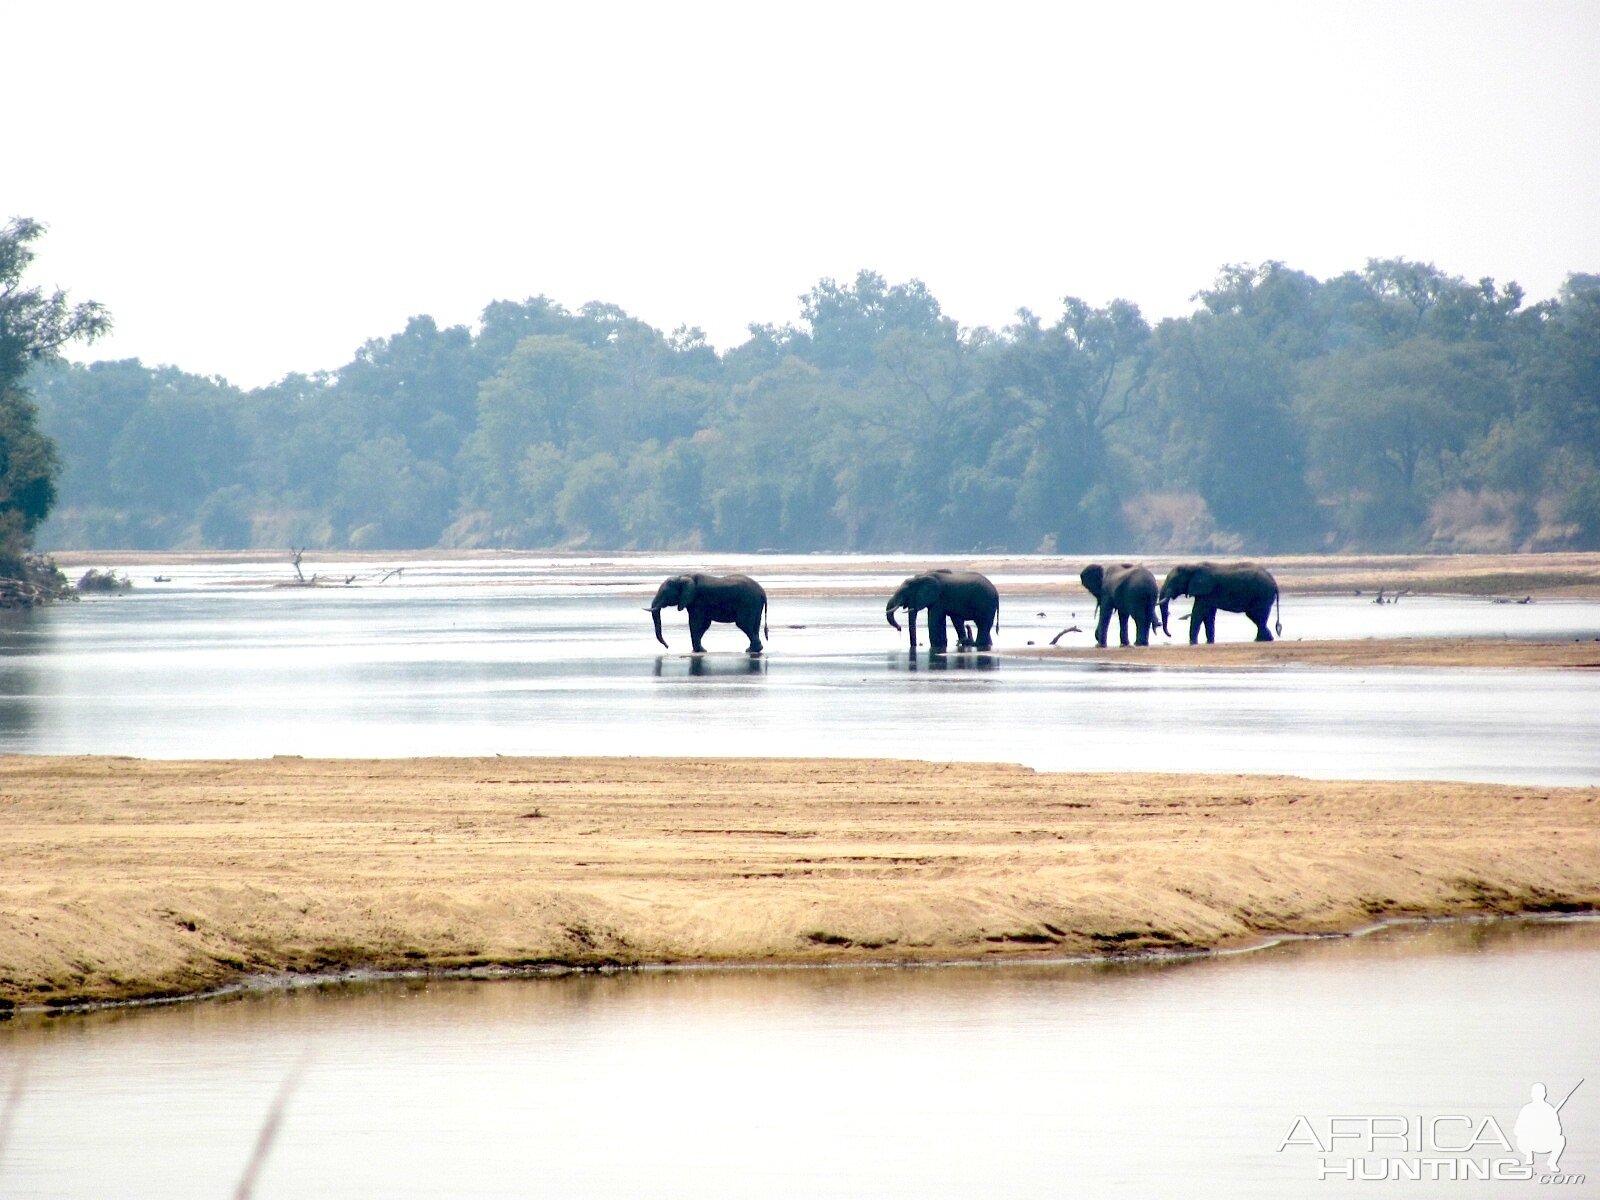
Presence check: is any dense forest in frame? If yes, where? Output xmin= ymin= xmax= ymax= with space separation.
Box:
xmin=25 ymin=260 xmax=1600 ymax=556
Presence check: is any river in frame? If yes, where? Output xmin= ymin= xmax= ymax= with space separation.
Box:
xmin=2 ymin=554 xmax=1597 ymax=782
xmin=2 ymin=919 xmax=1596 ymax=1198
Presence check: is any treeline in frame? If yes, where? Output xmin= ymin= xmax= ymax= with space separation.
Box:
xmin=28 ymin=261 xmax=1600 ymax=555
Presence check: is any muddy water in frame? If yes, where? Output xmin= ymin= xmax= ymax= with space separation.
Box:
xmin=1 ymin=556 xmax=1596 ymax=781
xmin=2 ymin=919 xmax=1596 ymax=1199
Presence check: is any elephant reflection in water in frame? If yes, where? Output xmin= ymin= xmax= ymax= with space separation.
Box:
xmin=652 ymin=655 xmax=768 ymax=677
xmin=905 ymin=652 xmax=999 ymax=672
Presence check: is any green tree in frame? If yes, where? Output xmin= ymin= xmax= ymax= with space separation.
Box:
xmin=989 ymin=298 xmax=1150 ymax=550
xmin=0 ymin=218 xmax=109 ymax=590
xmin=1302 ymin=339 xmax=1509 ymax=545
xmin=461 ymin=335 xmax=606 ymax=534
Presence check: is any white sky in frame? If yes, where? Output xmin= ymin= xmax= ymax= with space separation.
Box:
xmin=12 ymin=0 xmax=1600 ymax=388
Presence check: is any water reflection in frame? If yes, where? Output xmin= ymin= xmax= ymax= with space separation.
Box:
xmin=653 ymin=653 xmax=769 ymax=678
xmin=0 ymin=615 xmax=46 ymax=744
xmin=3 ymin=919 xmax=1596 ymax=1199
xmin=903 ymin=649 xmax=1001 ymax=671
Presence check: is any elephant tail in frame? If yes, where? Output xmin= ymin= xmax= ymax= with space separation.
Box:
xmin=763 ymin=595 xmax=770 ymax=642
xmin=993 ymin=596 xmax=999 ymax=635
xmin=1273 ymin=588 xmax=1282 ymax=636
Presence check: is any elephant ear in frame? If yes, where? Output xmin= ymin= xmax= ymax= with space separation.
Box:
xmin=678 ymin=575 xmax=698 ymax=609
xmin=1079 ymin=564 xmax=1103 ymax=594
xmin=1188 ymin=567 xmax=1218 ymax=597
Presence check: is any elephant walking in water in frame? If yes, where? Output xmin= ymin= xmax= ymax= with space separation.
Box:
xmin=647 ymin=573 xmax=768 ymax=653
xmin=885 ymin=569 xmax=999 ymax=652
xmin=1079 ymin=562 xmax=1163 ymax=647
xmin=1158 ymin=561 xmax=1281 ymax=643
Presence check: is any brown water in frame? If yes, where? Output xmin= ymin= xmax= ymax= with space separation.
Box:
xmin=3 ymin=919 xmax=1596 ymax=1198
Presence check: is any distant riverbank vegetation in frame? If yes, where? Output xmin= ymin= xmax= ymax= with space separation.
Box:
xmin=25 ymin=260 xmax=1600 ymax=556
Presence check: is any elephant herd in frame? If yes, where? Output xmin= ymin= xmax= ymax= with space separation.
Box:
xmin=647 ymin=561 xmax=1281 ymax=654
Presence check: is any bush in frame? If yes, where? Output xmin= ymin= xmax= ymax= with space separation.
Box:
xmin=74 ymin=568 xmax=132 ymax=594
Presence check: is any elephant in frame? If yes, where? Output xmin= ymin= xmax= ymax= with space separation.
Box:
xmin=647 ymin=572 xmax=768 ymax=653
xmin=1157 ymin=561 xmax=1281 ymax=643
xmin=1079 ymin=562 xmax=1163 ymax=647
xmin=885 ymin=569 xmax=999 ymax=652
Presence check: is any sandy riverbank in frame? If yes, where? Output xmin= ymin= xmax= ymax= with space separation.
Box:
xmin=1027 ymin=637 xmax=1600 ymax=669
xmin=2 ymin=755 xmax=1595 ymax=1010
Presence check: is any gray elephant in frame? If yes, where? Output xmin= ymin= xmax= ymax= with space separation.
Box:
xmin=1079 ymin=562 xmax=1163 ymax=647
xmin=647 ymin=572 xmax=768 ymax=653
xmin=885 ymin=569 xmax=999 ymax=652
xmin=1158 ymin=561 xmax=1281 ymax=643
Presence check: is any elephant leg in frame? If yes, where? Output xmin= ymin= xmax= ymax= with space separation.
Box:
xmin=1202 ymin=608 xmax=1217 ymax=643
xmin=1188 ymin=608 xmax=1203 ymax=645
xmin=1117 ymin=610 xmax=1132 ymax=646
xmin=1134 ymin=613 xmax=1150 ymax=646
xmin=1252 ymin=606 xmax=1274 ymax=642
xmin=926 ymin=606 xmax=949 ymax=653
xmin=975 ymin=617 xmax=993 ymax=651
xmin=1094 ymin=602 xmax=1112 ymax=648
xmin=741 ymin=612 xmax=764 ymax=654
xmin=688 ymin=609 xmax=712 ymax=653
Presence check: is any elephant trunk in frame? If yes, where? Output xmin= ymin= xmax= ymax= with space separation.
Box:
xmin=885 ymin=601 xmax=902 ymax=632
xmin=1158 ymin=599 xmax=1170 ymax=636
xmin=651 ymin=606 xmax=668 ymax=648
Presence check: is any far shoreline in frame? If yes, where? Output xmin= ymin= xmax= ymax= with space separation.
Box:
xmin=40 ymin=548 xmax=1600 ymax=601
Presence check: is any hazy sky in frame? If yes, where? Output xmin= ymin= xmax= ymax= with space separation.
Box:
xmin=13 ymin=1 xmax=1600 ymax=388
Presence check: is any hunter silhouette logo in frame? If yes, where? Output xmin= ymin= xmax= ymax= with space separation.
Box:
xmin=1515 ymin=1080 xmax=1581 ymax=1174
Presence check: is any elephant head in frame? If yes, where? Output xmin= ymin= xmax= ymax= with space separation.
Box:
xmin=1078 ymin=563 xmax=1108 ymax=628
xmin=885 ymin=573 xmax=940 ymax=632
xmin=1160 ymin=565 xmax=1221 ymax=636
xmin=646 ymin=574 xmax=698 ymax=647
xmin=1158 ymin=564 xmax=1211 ymax=604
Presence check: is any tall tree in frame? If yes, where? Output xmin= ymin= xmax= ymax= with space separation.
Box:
xmin=0 ymin=218 xmax=109 ymax=592
xmin=990 ymin=298 xmax=1150 ymax=550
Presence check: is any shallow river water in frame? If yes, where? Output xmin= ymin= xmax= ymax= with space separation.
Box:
xmin=2 ymin=554 xmax=1598 ymax=783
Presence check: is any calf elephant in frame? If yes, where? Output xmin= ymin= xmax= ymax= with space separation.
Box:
xmin=885 ymin=569 xmax=999 ymax=652
xmin=647 ymin=572 xmax=768 ymax=653
xmin=1079 ymin=562 xmax=1163 ymax=647
xmin=1158 ymin=561 xmax=1281 ymax=643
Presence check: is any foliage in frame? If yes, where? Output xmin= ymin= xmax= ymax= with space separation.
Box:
xmin=25 ymin=258 xmax=1600 ymax=554
xmin=74 ymin=567 xmax=131 ymax=593
xmin=0 ymin=218 xmax=108 ymax=593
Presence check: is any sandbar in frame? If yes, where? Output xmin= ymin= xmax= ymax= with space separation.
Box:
xmin=2 ymin=755 xmax=1595 ymax=1010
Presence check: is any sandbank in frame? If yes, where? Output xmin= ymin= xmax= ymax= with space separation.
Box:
xmin=1025 ymin=637 xmax=1600 ymax=670
xmin=2 ymin=755 xmax=1595 ymax=1011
